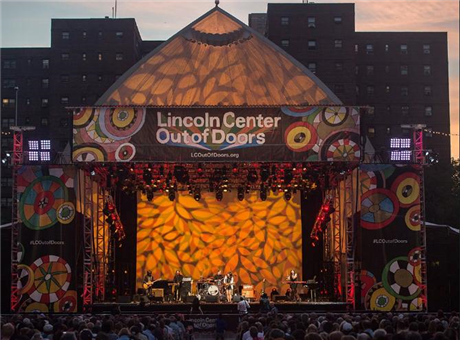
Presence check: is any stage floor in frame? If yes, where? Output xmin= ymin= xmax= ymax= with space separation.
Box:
xmin=90 ymin=301 xmax=351 ymax=314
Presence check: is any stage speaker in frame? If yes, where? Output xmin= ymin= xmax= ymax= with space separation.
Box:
xmin=151 ymin=288 xmax=164 ymax=297
xmin=117 ymin=295 xmax=131 ymax=303
xmin=274 ymin=295 xmax=288 ymax=302
xmin=185 ymin=295 xmax=196 ymax=303
xmin=205 ymin=295 xmax=219 ymax=303
xmin=181 ymin=282 xmax=192 ymax=295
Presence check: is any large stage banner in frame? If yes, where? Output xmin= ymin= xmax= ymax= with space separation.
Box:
xmin=15 ymin=166 xmax=79 ymax=313
xmin=359 ymin=164 xmax=425 ymax=311
xmin=136 ymin=191 xmax=302 ymax=295
xmin=72 ymin=106 xmax=360 ymax=163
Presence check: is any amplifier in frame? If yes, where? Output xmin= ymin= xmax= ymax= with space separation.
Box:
xmin=151 ymin=288 xmax=164 ymax=297
xmin=274 ymin=295 xmax=288 ymax=302
xmin=185 ymin=295 xmax=196 ymax=303
xmin=205 ymin=295 xmax=219 ymax=303
xmin=241 ymin=285 xmax=254 ymax=299
xmin=182 ymin=277 xmax=192 ymax=282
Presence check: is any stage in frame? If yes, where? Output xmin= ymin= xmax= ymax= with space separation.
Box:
xmin=90 ymin=301 xmax=352 ymax=314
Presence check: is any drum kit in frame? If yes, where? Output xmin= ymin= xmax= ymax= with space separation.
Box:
xmin=196 ymin=277 xmax=226 ymax=301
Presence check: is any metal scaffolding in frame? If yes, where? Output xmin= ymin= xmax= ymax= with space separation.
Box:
xmin=81 ymin=174 xmax=94 ymax=309
xmin=344 ymin=173 xmax=356 ymax=308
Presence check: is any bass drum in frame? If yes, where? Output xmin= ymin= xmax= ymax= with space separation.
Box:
xmin=207 ymin=285 xmax=219 ymax=296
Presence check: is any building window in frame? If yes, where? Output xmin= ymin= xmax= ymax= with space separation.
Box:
xmin=41 ymin=98 xmax=49 ymax=107
xmin=385 ymin=44 xmax=389 ymax=52
xmin=424 ymin=65 xmax=431 ymax=75
xmin=335 ymin=62 xmax=343 ymax=71
xmin=81 ymin=96 xmax=87 ymax=103
xmin=366 ymin=65 xmax=374 ymax=76
xmin=425 ymin=106 xmax=433 ymax=116
xmin=385 ymin=65 xmax=390 ymax=73
xmin=60 ymin=118 xmax=68 ymax=127
xmin=83 ymin=31 xmax=87 ymax=38
xmin=368 ymin=106 xmax=375 ymax=115
xmin=61 ymin=53 xmax=70 ymax=61
xmin=281 ymin=39 xmax=289 ymax=47
xmin=1 ymin=178 xmax=13 ymax=187
xmin=423 ymin=44 xmax=431 ymax=54
xmin=82 ymin=53 xmax=87 ymax=61
xmin=424 ymin=86 xmax=432 ymax=96
xmin=308 ymin=17 xmax=316 ymax=28
xmin=400 ymin=65 xmax=408 ymax=75
xmin=307 ymin=63 xmax=317 ymax=74
xmin=42 ymin=59 xmax=50 ymax=69
xmin=334 ymin=39 xmax=343 ymax=49
xmin=334 ymin=16 xmax=342 ymax=24
xmin=1 ymin=137 xmax=13 ymax=148
xmin=1 ymin=198 xmax=13 ymax=207
xmin=334 ymin=84 xmax=344 ymax=93
xmin=62 ymin=32 xmax=70 ymax=40
xmin=98 ymin=31 xmax=103 ymax=38
xmin=41 ymin=117 xmax=49 ymax=126
xmin=98 ymin=53 xmax=103 ymax=61
xmin=401 ymin=86 xmax=409 ymax=96
xmin=281 ymin=17 xmax=289 ymax=25
xmin=366 ymin=44 xmax=374 ymax=54
xmin=116 ymin=53 xmax=124 ymax=61
xmin=41 ymin=78 xmax=49 ymax=89
xmin=60 ymin=75 xmax=69 ymax=83
xmin=82 ymin=75 xmax=87 ymax=82
xmin=3 ymin=79 xmax=16 ymax=88
xmin=3 ymin=60 xmax=17 ymax=69
xmin=308 ymin=40 xmax=317 ymax=50
xmin=367 ymin=127 xmax=375 ymax=137
xmin=61 ymin=97 xmax=69 ymax=104
xmin=98 ymin=75 xmax=103 ymax=81
xmin=385 ymin=85 xmax=390 ymax=93
xmin=355 ymin=44 xmax=359 ymax=53
xmin=1 ymin=118 xmax=15 ymax=128
xmin=386 ymin=126 xmax=392 ymax=134
xmin=2 ymin=98 xmax=16 ymax=108
xmin=26 ymin=98 xmax=30 ymax=105
xmin=116 ymin=31 xmax=124 ymax=38
xmin=401 ymin=106 xmax=409 ymax=115
xmin=367 ymin=85 xmax=375 ymax=95
xmin=400 ymin=44 xmax=408 ymax=54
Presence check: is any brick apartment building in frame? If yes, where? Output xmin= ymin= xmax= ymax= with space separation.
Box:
xmin=0 ymin=3 xmax=451 ymax=223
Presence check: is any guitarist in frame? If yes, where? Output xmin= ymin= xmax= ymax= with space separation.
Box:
xmin=142 ymin=270 xmax=155 ymax=296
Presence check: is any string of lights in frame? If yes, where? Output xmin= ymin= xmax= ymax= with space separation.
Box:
xmin=423 ymin=128 xmax=459 ymax=137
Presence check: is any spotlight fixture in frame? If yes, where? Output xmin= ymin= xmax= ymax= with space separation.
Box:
xmin=194 ymin=187 xmax=201 ymax=201
xmin=260 ymin=166 xmax=270 ymax=182
xmin=168 ymin=190 xmax=176 ymax=201
xmin=237 ymin=186 xmax=244 ymax=201
xmin=284 ymin=189 xmax=292 ymax=201
xmin=146 ymin=190 xmax=154 ymax=202
xmin=247 ymin=169 xmax=258 ymax=183
xmin=260 ymin=184 xmax=267 ymax=201
xmin=216 ymin=190 xmax=223 ymax=201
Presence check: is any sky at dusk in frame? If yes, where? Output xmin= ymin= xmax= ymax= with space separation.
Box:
xmin=1 ymin=0 xmax=458 ymax=158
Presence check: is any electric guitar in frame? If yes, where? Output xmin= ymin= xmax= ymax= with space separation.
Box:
xmin=142 ymin=278 xmax=162 ymax=289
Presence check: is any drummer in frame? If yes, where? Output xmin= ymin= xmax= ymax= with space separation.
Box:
xmin=214 ymin=269 xmax=224 ymax=282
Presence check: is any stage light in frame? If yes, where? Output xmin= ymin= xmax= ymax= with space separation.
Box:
xmin=194 ymin=188 xmax=201 ymax=201
xmin=40 ymin=152 xmax=50 ymax=161
xmin=260 ymin=166 xmax=270 ymax=182
xmin=292 ymin=162 xmax=297 ymax=171
xmin=284 ymin=169 xmax=293 ymax=184
xmin=232 ymin=163 xmax=238 ymax=174
xmin=40 ymin=140 xmax=51 ymax=150
xmin=260 ymin=185 xmax=267 ymax=201
xmin=6 ymin=152 xmax=11 ymax=157
xmin=168 ymin=190 xmax=176 ymax=201
xmin=146 ymin=190 xmax=154 ymax=202
xmin=237 ymin=186 xmax=244 ymax=201
xmin=29 ymin=151 xmax=39 ymax=161
xmin=197 ymin=163 xmax=203 ymax=175
xmin=247 ymin=169 xmax=258 ymax=183
xmin=284 ymin=190 xmax=292 ymax=201
xmin=28 ymin=140 xmax=39 ymax=150
xmin=216 ymin=190 xmax=223 ymax=201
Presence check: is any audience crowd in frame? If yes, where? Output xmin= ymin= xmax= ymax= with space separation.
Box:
xmin=1 ymin=310 xmax=458 ymax=340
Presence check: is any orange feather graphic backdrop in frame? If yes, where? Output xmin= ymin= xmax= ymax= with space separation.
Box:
xmin=136 ymin=191 xmax=302 ymax=294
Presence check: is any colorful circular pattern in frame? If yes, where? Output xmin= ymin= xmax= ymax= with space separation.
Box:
xmin=361 ymin=188 xmax=399 ymax=230
xmin=405 ymin=205 xmax=421 ymax=231
xmin=322 ymin=107 xmax=349 ymax=126
xmin=410 ymin=297 xmax=423 ymax=311
xmin=53 ymin=290 xmax=77 ymax=313
xmin=365 ymin=282 xmax=395 ymax=311
xmin=28 ymin=255 xmax=72 ymax=304
xmin=99 ymin=107 xmax=146 ymax=141
xmin=391 ymin=173 xmax=420 ymax=207
xmin=57 ymin=202 xmax=75 ymax=224
xmin=382 ymin=256 xmax=421 ymax=300
xmin=19 ymin=176 xmax=68 ymax=230
xmin=284 ymin=122 xmax=318 ymax=152
xmin=115 ymin=143 xmax=136 ymax=161
xmin=408 ymin=247 xmax=422 ymax=266
xmin=25 ymin=302 xmax=49 ymax=313
xmin=326 ymin=139 xmax=360 ymax=161
xmin=17 ymin=242 xmax=25 ymax=262
xmin=17 ymin=264 xmax=34 ymax=295
xmin=281 ymin=106 xmax=322 ymax=117
xmin=360 ymin=171 xmax=377 ymax=195
xmin=73 ymin=108 xmax=95 ymax=128
xmin=73 ymin=144 xmax=107 ymax=162
xmin=360 ymin=270 xmax=377 ymax=302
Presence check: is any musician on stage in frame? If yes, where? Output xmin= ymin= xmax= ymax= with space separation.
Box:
xmin=286 ymin=269 xmax=300 ymax=301
xmin=173 ymin=270 xmax=183 ymax=301
xmin=214 ymin=270 xmax=224 ymax=282
xmin=223 ymin=272 xmax=234 ymax=302
xmin=143 ymin=270 xmax=154 ymax=295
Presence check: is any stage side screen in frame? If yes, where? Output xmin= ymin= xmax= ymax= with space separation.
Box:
xmin=136 ymin=191 xmax=302 ymax=294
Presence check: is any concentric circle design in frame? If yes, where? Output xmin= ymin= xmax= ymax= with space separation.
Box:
xmin=17 ymin=264 xmax=34 ymax=295
xmin=413 ymin=264 xmax=422 ymax=285
xmin=391 ymin=173 xmax=420 ymax=207
xmin=322 ymin=107 xmax=349 ymax=126
xmin=17 ymin=242 xmax=25 ymax=262
xmin=360 ymin=270 xmax=377 ymax=302
xmin=28 ymin=255 xmax=71 ymax=304
xmin=382 ymin=256 xmax=421 ymax=301
xmin=365 ymin=282 xmax=395 ymax=311
xmin=408 ymin=247 xmax=422 ymax=266
xmin=53 ymin=290 xmax=77 ymax=313
xmin=99 ymin=107 xmax=146 ymax=141
xmin=361 ymin=189 xmax=399 ymax=230
xmin=115 ymin=143 xmax=136 ymax=161
xmin=405 ymin=205 xmax=421 ymax=231
xmin=73 ymin=144 xmax=107 ymax=162
xmin=19 ymin=176 xmax=68 ymax=230
xmin=25 ymin=302 xmax=49 ymax=313
xmin=360 ymin=171 xmax=377 ymax=195
xmin=410 ymin=297 xmax=423 ymax=311
xmin=57 ymin=202 xmax=75 ymax=224
xmin=281 ymin=106 xmax=322 ymax=117
xmin=284 ymin=122 xmax=318 ymax=152
xmin=326 ymin=139 xmax=360 ymax=161
xmin=73 ymin=108 xmax=94 ymax=128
